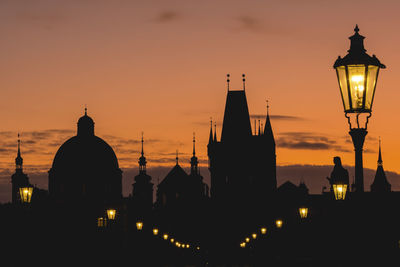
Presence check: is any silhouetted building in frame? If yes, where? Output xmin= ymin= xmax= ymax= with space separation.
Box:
xmin=11 ymin=135 xmax=31 ymax=204
xmin=207 ymin=75 xmax=276 ymax=204
xmin=371 ymin=140 xmax=391 ymax=193
xmin=48 ymin=109 xmax=122 ymax=204
xmin=132 ymin=134 xmax=153 ymax=213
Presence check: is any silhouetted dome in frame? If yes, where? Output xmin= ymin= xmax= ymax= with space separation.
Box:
xmin=52 ymin=135 xmax=119 ymax=171
xmin=49 ymin=110 xmax=122 ymax=203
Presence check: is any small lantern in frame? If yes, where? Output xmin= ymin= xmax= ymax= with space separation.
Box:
xmin=186 ymin=244 xmax=190 ymax=248
xmin=196 ymin=246 xmax=200 ymax=250
xmin=153 ymin=228 xmax=159 ymax=235
xmin=334 ymin=25 xmax=385 ymax=114
xmin=240 ymin=242 xmax=246 ymax=248
xmin=97 ymin=217 xmax=107 ymax=228
xmin=252 ymin=233 xmax=257 ymax=239
xmin=163 ymin=234 xmax=169 ymax=240
xmin=19 ymin=187 xmax=33 ymax=203
xmin=299 ymin=207 xmax=309 ymax=219
xmin=175 ymin=242 xmax=181 ymax=247
xmin=245 ymin=237 xmax=250 ymax=243
xmin=136 ymin=221 xmax=143 ymax=230
xmin=333 ymin=183 xmax=348 ymax=200
xmin=170 ymin=238 xmax=175 ymax=243
xmin=260 ymin=227 xmax=267 ymax=235
xmin=106 ymin=209 xmax=116 ymax=220
xmin=276 ymin=219 xmax=283 ymax=229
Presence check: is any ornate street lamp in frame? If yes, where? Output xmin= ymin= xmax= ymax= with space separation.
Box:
xmin=153 ymin=228 xmax=159 ymax=235
xmin=136 ymin=221 xmax=143 ymax=230
xmin=252 ymin=233 xmax=257 ymax=239
xmin=19 ymin=186 xmax=33 ymax=203
xmin=170 ymin=238 xmax=175 ymax=243
xmin=163 ymin=234 xmax=169 ymax=240
xmin=334 ymin=25 xmax=385 ymax=192
xmin=97 ymin=217 xmax=107 ymax=228
xmin=260 ymin=227 xmax=267 ymax=235
xmin=299 ymin=207 xmax=309 ymax=219
xmin=333 ymin=183 xmax=348 ymax=201
xmin=245 ymin=237 xmax=250 ymax=243
xmin=275 ymin=219 xmax=283 ymax=229
xmin=240 ymin=242 xmax=246 ymax=248
xmin=106 ymin=209 xmax=116 ymax=220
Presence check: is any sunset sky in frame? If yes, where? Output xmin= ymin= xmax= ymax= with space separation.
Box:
xmin=1 ymin=0 xmax=400 ymax=202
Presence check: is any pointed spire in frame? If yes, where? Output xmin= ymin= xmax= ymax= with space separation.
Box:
xmin=191 ymin=133 xmax=199 ymax=175
xmin=254 ymin=119 xmax=256 ymax=135
xmin=242 ymin=74 xmax=246 ymax=91
xmin=138 ymin=132 xmax=147 ymax=174
xmin=226 ymin=74 xmax=230 ymax=92
xmin=176 ymin=150 xmax=179 ymax=165
xmin=258 ymin=120 xmax=261 ymax=136
xmin=208 ymin=118 xmax=213 ymax=144
xmin=264 ymin=100 xmax=275 ymax=144
xmin=192 ymin=132 xmax=196 ymax=157
xmin=15 ymin=133 xmax=23 ymax=170
xmin=378 ymin=137 xmax=383 ymax=166
xmin=214 ymin=122 xmax=217 ymax=142
xmin=84 ymin=105 xmax=87 ymax=116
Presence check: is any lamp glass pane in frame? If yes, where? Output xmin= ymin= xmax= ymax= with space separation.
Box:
xmin=365 ymin=65 xmax=379 ymax=110
xmin=336 ymin=66 xmax=350 ymax=111
xmin=347 ymin=65 xmax=366 ymax=111
xmin=333 ymin=184 xmax=347 ymax=200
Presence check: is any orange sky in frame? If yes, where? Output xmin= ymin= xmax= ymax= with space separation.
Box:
xmin=1 ymin=0 xmax=400 ymax=200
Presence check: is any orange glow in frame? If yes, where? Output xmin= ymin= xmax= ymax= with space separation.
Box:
xmin=1 ymin=2 xmax=399 ymax=203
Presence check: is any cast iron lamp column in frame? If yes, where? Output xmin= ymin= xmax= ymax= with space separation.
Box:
xmin=333 ymin=25 xmax=385 ymax=192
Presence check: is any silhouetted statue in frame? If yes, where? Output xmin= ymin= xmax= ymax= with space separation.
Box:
xmin=326 ymin=156 xmax=349 ymax=191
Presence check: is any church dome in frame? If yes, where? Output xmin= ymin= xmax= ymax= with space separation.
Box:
xmin=51 ymin=135 xmax=119 ymax=171
xmin=49 ymin=109 xmax=122 ymax=203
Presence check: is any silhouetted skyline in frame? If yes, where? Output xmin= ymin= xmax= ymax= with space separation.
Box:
xmin=1 ymin=1 xmax=400 ymax=203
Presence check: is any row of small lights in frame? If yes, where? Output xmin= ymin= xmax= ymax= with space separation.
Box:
xmin=98 ymin=208 xmax=201 ymax=251
xmin=239 ymin=207 xmax=309 ymax=248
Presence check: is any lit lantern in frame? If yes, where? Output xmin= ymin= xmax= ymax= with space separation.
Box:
xmin=136 ymin=221 xmax=143 ymax=230
xmin=153 ymin=228 xmax=159 ymax=235
xmin=260 ymin=227 xmax=267 ymax=235
xmin=333 ymin=183 xmax=348 ymax=201
xmin=275 ymin=219 xmax=283 ymax=228
xmin=186 ymin=244 xmax=190 ymax=248
xmin=19 ymin=187 xmax=33 ymax=203
xmin=252 ymin=233 xmax=257 ymax=239
xmin=170 ymin=238 xmax=175 ymax=243
xmin=240 ymin=242 xmax=246 ymax=248
xmin=196 ymin=246 xmax=200 ymax=250
xmin=163 ymin=234 xmax=169 ymax=240
xmin=334 ymin=25 xmax=385 ymax=114
xmin=245 ymin=237 xmax=250 ymax=243
xmin=175 ymin=242 xmax=181 ymax=247
xmin=299 ymin=207 xmax=309 ymax=219
xmin=97 ymin=217 xmax=107 ymax=228
xmin=106 ymin=209 xmax=116 ymax=220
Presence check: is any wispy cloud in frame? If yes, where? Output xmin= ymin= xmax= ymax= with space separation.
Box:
xmin=277 ymin=132 xmax=350 ymax=152
xmin=250 ymin=114 xmax=304 ymax=121
xmin=155 ymin=11 xmax=180 ymax=23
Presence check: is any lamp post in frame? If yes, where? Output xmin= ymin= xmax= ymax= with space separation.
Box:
xmin=19 ymin=186 xmax=33 ymax=204
xmin=106 ymin=209 xmax=116 ymax=220
xmin=299 ymin=207 xmax=309 ymax=219
xmin=334 ymin=25 xmax=385 ymax=192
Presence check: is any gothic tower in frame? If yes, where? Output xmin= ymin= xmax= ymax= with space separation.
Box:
xmin=370 ymin=139 xmax=391 ymax=193
xmin=208 ymin=75 xmax=277 ymax=204
xmin=132 ymin=134 xmax=153 ymax=212
xmin=11 ymin=134 xmax=31 ymax=204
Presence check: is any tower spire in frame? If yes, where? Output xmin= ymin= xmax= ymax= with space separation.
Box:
xmin=214 ymin=122 xmax=217 ymax=142
xmin=15 ymin=133 xmax=23 ymax=171
xmin=138 ymin=132 xmax=147 ymax=174
xmin=176 ymin=150 xmax=179 ymax=165
xmin=191 ymin=133 xmax=199 ymax=175
xmin=227 ymin=74 xmax=230 ymax=92
xmin=242 ymin=74 xmax=246 ymax=91
xmin=378 ymin=137 xmax=383 ymax=166
xmin=258 ymin=120 xmax=261 ymax=136
xmin=208 ymin=118 xmax=213 ymax=144
xmin=84 ymin=105 xmax=87 ymax=116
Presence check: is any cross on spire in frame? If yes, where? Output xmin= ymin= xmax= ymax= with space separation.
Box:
xmin=227 ymin=74 xmax=230 ymax=91
xmin=242 ymin=74 xmax=246 ymax=91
